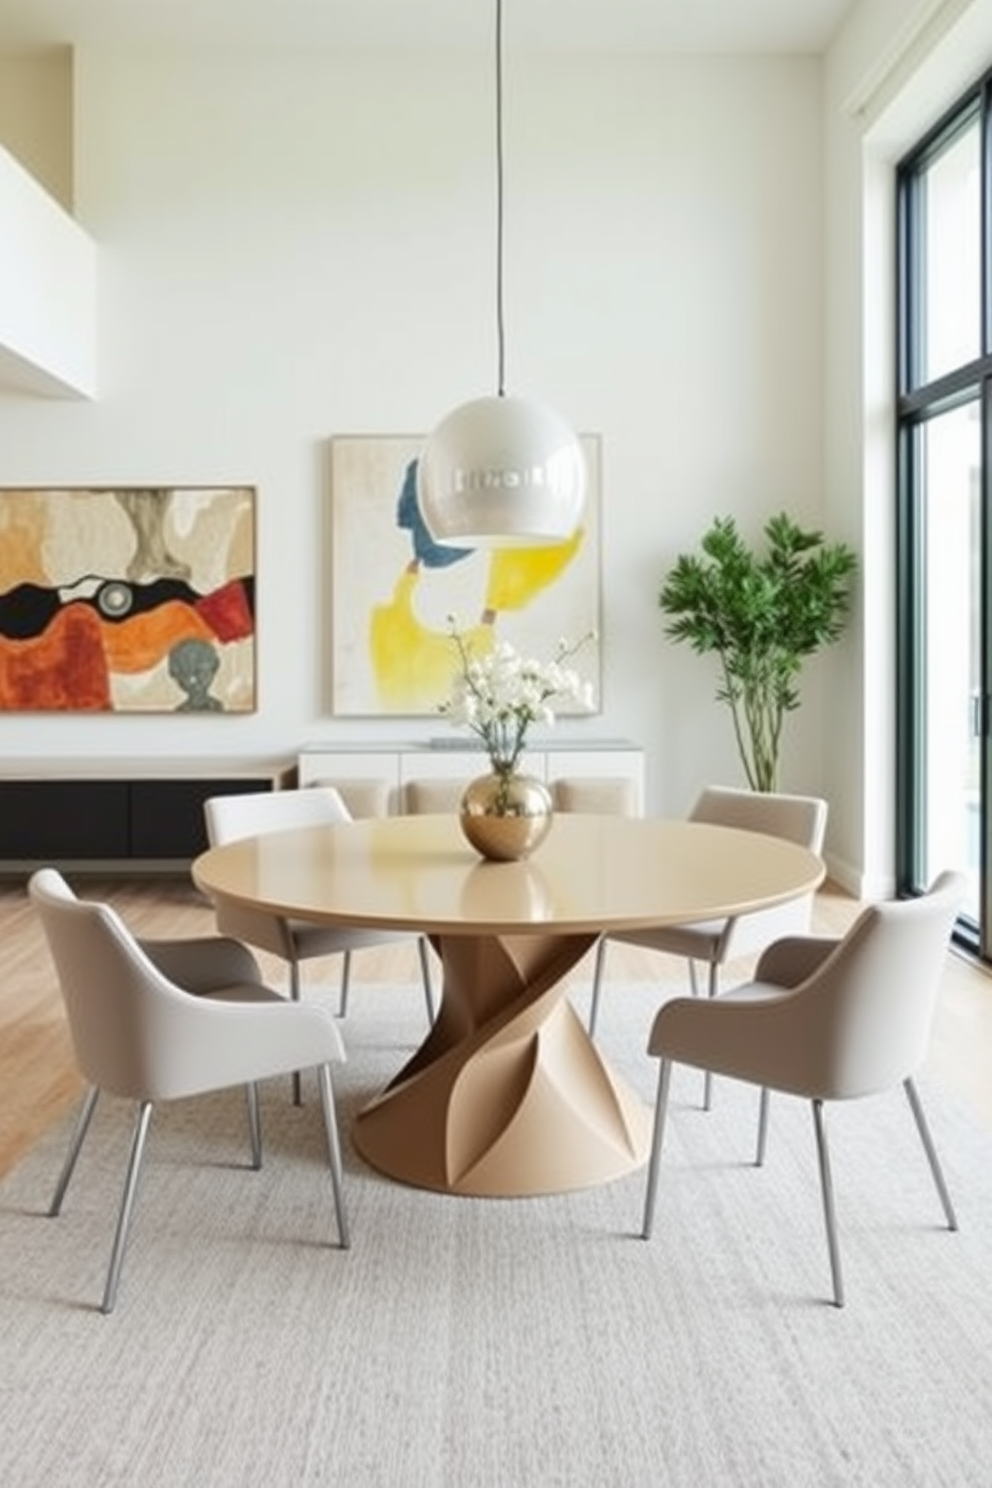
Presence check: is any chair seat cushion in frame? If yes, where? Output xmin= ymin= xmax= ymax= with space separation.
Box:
xmin=205 ymin=983 xmax=288 ymax=1005
xmin=612 ymin=920 xmax=726 ymax=960
xmin=287 ymin=920 xmax=413 ymax=956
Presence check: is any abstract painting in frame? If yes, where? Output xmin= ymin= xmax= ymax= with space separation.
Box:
xmin=330 ymin=434 xmax=601 ymax=718
xmin=0 ymin=486 xmax=256 ymax=712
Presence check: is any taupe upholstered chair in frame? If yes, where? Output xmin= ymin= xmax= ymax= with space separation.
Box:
xmin=549 ymin=776 xmax=639 ymax=816
xmin=302 ymin=777 xmax=392 ymax=819
xmin=403 ymin=777 xmax=470 ymax=814
xmin=29 ymin=868 xmax=349 ymax=1315
xmin=203 ymin=788 xmax=435 ymax=1040
xmin=588 ymin=785 xmax=827 ymax=1109
xmin=640 ymin=870 xmax=965 ymax=1307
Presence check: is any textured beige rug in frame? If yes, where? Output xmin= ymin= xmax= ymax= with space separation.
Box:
xmin=1 ymin=980 xmax=991 ymax=1487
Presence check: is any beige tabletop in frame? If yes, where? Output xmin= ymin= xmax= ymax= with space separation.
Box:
xmin=193 ymin=814 xmax=825 ymax=1199
xmin=192 ymin=813 xmax=825 ymax=936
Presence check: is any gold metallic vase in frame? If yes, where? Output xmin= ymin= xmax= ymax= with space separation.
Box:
xmin=459 ymin=770 xmax=554 ymax=862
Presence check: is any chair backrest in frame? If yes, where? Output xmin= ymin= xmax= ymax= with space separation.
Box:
xmin=28 ymin=868 xmax=203 ymax=1099
xmin=690 ymin=784 xmax=828 ymax=958
xmin=204 ymin=786 xmax=351 ymax=847
xmin=690 ymin=784 xmax=827 ymax=853
xmin=549 ymin=777 xmax=639 ymax=816
xmin=757 ymin=869 xmax=966 ymax=1098
xmin=303 ymin=777 xmax=391 ymax=819
xmin=403 ymin=777 xmax=468 ymax=814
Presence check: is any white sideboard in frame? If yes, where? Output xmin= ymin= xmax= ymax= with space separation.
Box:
xmin=298 ymin=740 xmax=646 ymax=816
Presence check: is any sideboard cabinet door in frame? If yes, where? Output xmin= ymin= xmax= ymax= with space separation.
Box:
xmin=0 ymin=780 xmax=129 ymax=859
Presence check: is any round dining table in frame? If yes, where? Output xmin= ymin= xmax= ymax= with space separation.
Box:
xmin=192 ymin=812 xmax=824 ymax=1199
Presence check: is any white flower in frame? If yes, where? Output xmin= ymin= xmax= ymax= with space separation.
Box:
xmin=439 ymin=620 xmax=596 ymax=773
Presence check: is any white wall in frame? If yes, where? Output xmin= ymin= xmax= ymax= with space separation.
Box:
xmin=0 ymin=51 xmax=73 ymax=207
xmin=0 ymin=142 xmax=97 ymax=395
xmin=0 ymin=46 xmax=826 ymax=821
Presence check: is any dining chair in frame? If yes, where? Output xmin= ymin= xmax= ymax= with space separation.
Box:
xmin=403 ymin=777 xmax=470 ymax=814
xmin=640 ymin=869 xmax=966 ymax=1307
xmin=298 ymin=776 xmax=392 ymax=818
xmin=587 ymin=785 xmax=828 ymax=1109
xmin=203 ymin=787 xmax=435 ymax=1046
xmin=28 ymin=868 xmax=350 ymax=1315
xmin=548 ymin=776 xmax=639 ymax=815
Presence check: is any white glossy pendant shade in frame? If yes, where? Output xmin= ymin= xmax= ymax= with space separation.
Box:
xmin=418 ymin=0 xmax=587 ymax=550
xmin=418 ymin=394 xmax=586 ymax=549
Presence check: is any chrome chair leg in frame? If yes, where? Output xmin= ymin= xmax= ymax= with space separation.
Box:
xmin=756 ymin=1086 xmax=770 ymax=1166
xmin=49 ymin=1084 xmax=101 ymax=1217
xmin=641 ymin=1059 xmax=673 ymax=1240
xmin=290 ymin=958 xmax=304 ymax=1106
xmin=702 ymin=960 xmax=719 ymax=1111
xmin=102 ymin=1100 xmax=154 ymax=1315
xmin=245 ymin=1082 xmax=262 ymax=1170
xmin=904 ymin=1077 xmax=958 ymax=1231
xmin=811 ymin=1098 xmax=844 ymax=1308
xmin=417 ymin=937 xmax=436 ymax=1024
xmin=337 ymin=949 xmax=353 ymax=1018
xmin=317 ymin=1063 xmax=350 ymax=1249
xmin=587 ymin=937 xmax=608 ymax=1038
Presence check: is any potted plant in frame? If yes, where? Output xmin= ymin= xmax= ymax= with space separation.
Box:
xmin=658 ymin=512 xmax=857 ymax=792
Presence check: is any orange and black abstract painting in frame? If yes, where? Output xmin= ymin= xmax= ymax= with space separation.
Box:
xmin=0 ymin=487 xmax=256 ymax=712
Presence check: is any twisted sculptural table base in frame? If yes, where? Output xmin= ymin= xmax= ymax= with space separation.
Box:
xmin=353 ymin=931 xmax=652 ymax=1197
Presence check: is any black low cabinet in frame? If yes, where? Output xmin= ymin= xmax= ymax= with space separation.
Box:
xmin=0 ymin=780 xmax=130 ymax=860
xmin=0 ymin=775 xmax=276 ymax=865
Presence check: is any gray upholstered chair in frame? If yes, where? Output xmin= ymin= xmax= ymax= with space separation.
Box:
xmin=640 ymin=870 xmax=965 ymax=1307
xmin=203 ymin=788 xmax=435 ymax=1039
xmin=29 ymin=868 xmax=349 ymax=1314
xmin=588 ymin=785 xmax=828 ymax=1108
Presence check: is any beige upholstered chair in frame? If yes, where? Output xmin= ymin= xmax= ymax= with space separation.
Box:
xmin=403 ymin=777 xmax=469 ymax=814
xmin=640 ymin=870 xmax=965 ymax=1307
xmin=588 ymin=785 xmax=827 ymax=1108
xmin=29 ymin=868 xmax=349 ymax=1314
xmin=303 ymin=777 xmax=391 ymax=819
xmin=549 ymin=777 xmax=639 ymax=816
xmin=203 ymin=788 xmax=435 ymax=1042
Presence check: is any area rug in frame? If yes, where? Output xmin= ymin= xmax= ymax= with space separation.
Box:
xmin=1 ymin=981 xmax=991 ymax=1487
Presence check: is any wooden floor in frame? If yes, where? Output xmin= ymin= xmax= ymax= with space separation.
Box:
xmin=2 ymin=873 xmax=990 ymax=1182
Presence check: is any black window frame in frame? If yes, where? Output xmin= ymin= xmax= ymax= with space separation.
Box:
xmin=895 ymin=68 xmax=992 ymax=958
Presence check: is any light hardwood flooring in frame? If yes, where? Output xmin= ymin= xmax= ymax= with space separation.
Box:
xmin=1 ymin=873 xmax=990 ymax=1182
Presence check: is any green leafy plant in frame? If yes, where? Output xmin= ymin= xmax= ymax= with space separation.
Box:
xmin=658 ymin=512 xmax=858 ymax=792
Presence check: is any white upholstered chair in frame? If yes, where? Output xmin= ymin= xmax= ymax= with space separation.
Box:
xmin=588 ymin=785 xmax=828 ymax=1108
xmin=203 ymin=788 xmax=435 ymax=1042
xmin=29 ymin=868 xmax=349 ymax=1314
xmin=640 ymin=870 xmax=965 ymax=1307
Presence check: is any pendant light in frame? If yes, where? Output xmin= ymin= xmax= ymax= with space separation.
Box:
xmin=417 ymin=0 xmax=586 ymax=549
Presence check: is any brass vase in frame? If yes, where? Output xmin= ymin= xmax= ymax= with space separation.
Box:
xmin=459 ymin=769 xmax=554 ymax=862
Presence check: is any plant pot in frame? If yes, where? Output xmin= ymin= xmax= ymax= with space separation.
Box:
xmin=458 ymin=770 xmax=553 ymax=862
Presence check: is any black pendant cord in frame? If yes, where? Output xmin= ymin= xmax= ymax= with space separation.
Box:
xmin=495 ymin=0 xmax=507 ymax=398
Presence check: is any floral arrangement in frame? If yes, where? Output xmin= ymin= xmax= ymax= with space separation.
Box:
xmin=439 ymin=620 xmax=596 ymax=776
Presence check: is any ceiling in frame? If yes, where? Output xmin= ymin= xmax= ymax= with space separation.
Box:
xmin=0 ymin=0 xmax=858 ymax=57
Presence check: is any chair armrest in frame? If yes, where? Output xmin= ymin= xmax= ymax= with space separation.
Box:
xmin=754 ymin=935 xmax=839 ymax=988
xmin=139 ymin=936 xmax=264 ymax=995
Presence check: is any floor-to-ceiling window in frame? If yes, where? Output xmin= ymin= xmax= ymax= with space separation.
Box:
xmin=897 ymin=77 xmax=991 ymax=957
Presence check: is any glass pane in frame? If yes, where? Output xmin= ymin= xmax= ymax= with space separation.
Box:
xmin=921 ymin=121 xmax=981 ymax=384
xmin=921 ymin=401 xmax=981 ymax=921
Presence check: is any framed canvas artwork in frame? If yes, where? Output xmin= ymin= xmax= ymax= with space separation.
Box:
xmin=329 ymin=434 xmax=601 ymax=718
xmin=0 ymin=486 xmax=256 ymax=713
